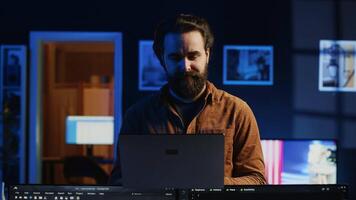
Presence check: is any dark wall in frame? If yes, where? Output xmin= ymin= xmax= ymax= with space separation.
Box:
xmin=0 ymin=1 xmax=293 ymax=140
xmin=1 ymin=0 xmax=355 ymax=198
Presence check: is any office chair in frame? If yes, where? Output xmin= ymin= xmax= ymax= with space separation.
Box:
xmin=63 ymin=156 xmax=109 ymax=185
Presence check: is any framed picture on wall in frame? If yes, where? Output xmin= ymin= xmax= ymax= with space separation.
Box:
xmin=319 ymin=40 xmax=356 ymax=92
xmin=0 ymin=45 xmax=26 ymax=184
xmin=138 ymin=40 xmax=167 ymax=91
xmin=0 ymin=46 xmax=26 ymax=87
xmin=223 ymin=45 xmax=273 ymax=85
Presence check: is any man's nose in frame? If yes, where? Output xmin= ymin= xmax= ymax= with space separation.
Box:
xmin=179 ymin=57 xmax=192 ymax=72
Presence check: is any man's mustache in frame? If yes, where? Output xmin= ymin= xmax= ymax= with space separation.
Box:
xmin=174 ymin=71 xmax=201 ymax=79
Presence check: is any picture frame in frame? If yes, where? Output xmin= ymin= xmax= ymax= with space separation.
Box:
xmin=0 ymin=45 xmax=26 ymax=184
xmin=0 ymin=45 xmax=26 ymax=87
xmin=319 ymin=40 xmax=356 ymax=92
xmin=138 ymin=40 xmax=167 ymax=91
xmin=223 ymin=45 xmax=273 ymax=85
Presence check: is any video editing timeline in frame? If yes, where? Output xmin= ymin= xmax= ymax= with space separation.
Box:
xmin=188 ymin=185 xmax=348 ymax=200
xmin=9 ymin=185 xmax=175 ymax=200
xmin=9 ymin=185 xmax=348 ymax=200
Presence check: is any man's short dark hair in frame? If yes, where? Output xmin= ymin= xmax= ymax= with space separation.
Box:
xmin=153 ymin=14 xmax=214 ymax=66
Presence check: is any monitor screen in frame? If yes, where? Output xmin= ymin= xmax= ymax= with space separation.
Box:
xmin=66 ymin=116 xmax=114 ymax=145
xmin=261 ymin=139 xmax=337 ymax=185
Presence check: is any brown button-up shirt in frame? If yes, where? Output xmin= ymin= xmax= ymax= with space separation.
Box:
xmin=110 ymin=81 xmax=266 ymax=185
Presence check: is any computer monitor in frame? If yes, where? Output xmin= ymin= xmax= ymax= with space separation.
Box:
xmin=66 ymin=116 xmax=114 ymax=145
xmin=261 ymin=139 xmax=337 ymax=185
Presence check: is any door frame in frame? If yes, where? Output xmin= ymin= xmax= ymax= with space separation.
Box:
xmin=29 ymin=32 xmax=123 ymax=183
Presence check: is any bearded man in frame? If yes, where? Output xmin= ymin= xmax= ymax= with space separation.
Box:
xmin=109 ymin=14 xmax=266 ymax=185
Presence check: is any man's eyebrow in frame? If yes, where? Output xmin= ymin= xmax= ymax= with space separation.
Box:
xmin=167 ymin=51 xmax=201 ymax=58
xmin=187 ymin=51 xmax=201 ymax=55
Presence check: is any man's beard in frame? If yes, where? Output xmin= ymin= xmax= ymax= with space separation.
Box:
xmin=168 ymin=65 xmax=208 ymax=99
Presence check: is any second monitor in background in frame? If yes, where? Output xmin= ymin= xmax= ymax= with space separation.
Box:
xmin=66 ymin=115 xmax=114 ymax=156
xmin=261 ymin=139 xmax=337 ymax=185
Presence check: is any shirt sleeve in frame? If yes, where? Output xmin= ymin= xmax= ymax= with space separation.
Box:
xmin=224 ymin=101 xmax=267 ymax=185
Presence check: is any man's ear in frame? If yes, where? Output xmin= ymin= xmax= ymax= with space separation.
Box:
xmin=206 ymin=48 xmax=210 ymax=64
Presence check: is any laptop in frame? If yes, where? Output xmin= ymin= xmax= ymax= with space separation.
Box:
xmin=119 ymin=134 xmax=224 ymax=189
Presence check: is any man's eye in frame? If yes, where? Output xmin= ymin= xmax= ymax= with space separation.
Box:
xmin=188 ymin=54 xmax=199 ymax=60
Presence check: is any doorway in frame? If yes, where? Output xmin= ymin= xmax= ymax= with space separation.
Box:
xmin=29 ymin=32 xmax=123 ymax=183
